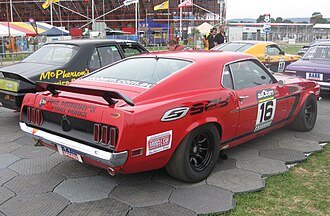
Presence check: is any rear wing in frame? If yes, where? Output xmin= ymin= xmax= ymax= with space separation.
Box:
xmin=35 ymin=81 xmax=134 ymax=106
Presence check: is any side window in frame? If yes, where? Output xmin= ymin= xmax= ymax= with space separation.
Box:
xmin=120 ymin=45 xmax=145 ymax=57
xmin=266 ymin=45 xmax=281 ymax=56
xmin=88 ymin=49 xmax=101 ymax=70
xmin=221 ymin=65 xmax=234 ymax=89
xmin=230 ymin=60 xmax=274 ymax=90
xmin=98 ymin=46 xmax=122 ymax=67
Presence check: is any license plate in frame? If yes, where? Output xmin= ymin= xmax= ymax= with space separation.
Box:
xmin=306 ymin=72 xmax=323 ymax=81
xmin=57 ymin=145 xmax=83 ymax=163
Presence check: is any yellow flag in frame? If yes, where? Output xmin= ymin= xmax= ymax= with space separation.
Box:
xmin=154 ymin=1 xmax=169 ymax=11
xmin=42 ymin=0 xmax=59 ymax=9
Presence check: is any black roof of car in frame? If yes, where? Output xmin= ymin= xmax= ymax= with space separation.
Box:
xmin=46 ymin=39 xmax=140 ymax=46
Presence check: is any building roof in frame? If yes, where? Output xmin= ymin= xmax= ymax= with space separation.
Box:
xmin=313 ymin=24 xmax=330 ymax=29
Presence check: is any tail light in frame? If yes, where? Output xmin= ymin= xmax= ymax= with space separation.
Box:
xmin=27 ymin=107 xmax=43 ymax=125
xmin=93 ymin=124 xmax=118 ymax=148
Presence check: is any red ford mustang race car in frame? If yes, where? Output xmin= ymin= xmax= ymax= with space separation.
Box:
xmin=19 ymin=51 xmax=319 ymax=182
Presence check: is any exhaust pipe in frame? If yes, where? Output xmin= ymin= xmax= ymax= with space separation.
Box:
xmin=107 ymin=167 xmax=117 ymax=176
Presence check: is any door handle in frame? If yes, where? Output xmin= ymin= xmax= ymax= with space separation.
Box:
xmin=239 ymin=95 xmax=249 ymax=101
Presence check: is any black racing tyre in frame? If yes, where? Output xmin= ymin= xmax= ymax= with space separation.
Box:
xmin=290 ymin=94 xmax=317 ymax=132
xmin=165 ymin=124 xmax=220 ymax=183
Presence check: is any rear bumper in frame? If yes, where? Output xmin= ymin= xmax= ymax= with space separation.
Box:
xmin=19 ymin=122 xmax=128 ymax=167
xmin=0 ymin=89 xmax=25 ymax=110
xmin=317 ymin=81 xmax=330 ymax=92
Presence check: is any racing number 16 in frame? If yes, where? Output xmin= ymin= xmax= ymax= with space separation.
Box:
xmin=257 ymin=100 xmax=275 ymax=124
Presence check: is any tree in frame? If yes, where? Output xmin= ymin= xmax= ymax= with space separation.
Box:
xmin=257 ymin=15 xmax=265 ymax=23
xmin=310 ymin=12 xmax=328 ymax=24
xmin=275 ymin=17 xmax=283 ymax=23
xmin=283 ymin=19 xmax=294 ymax=23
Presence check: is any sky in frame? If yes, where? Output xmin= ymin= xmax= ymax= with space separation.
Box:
xmin=226 ymin=0 xmax=330 ymax=20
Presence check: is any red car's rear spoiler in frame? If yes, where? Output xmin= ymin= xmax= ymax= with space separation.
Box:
xmin=35 ymin=81 xmax=134 ymax=106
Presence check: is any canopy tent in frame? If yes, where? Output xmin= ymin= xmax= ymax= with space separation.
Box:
xmin=0 ymin=24 xmax=25 ymax=37
xmin=0 ymin=22 xmax=51 ymax=37
xmin=197 ymin=22 xmax=213 ymax=35
xmin=39 ymin=27 xmax=69 ymax=36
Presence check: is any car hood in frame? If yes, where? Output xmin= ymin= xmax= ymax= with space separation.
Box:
xmin=0 ymin=62 xmax=59 ymax=81
xmin=286 ymin=59 xmax=330 ymax=73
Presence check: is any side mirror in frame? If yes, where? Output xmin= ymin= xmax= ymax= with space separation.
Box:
xmin=279 ymin=51 xmax=285 ymax=55
xmin=278 ymin=80 xmax=285 ymax=88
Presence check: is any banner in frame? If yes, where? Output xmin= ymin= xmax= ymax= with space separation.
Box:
xmin=178 ymin=0 xmax=193 ymax=8
xmin=154 ymin=1 xmax=169 ymax=11
xmin=42 ymin=0 xmax=59 ymax=9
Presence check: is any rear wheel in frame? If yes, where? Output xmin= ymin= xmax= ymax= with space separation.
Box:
xmin=165 ymin=124 xmax=220 ymax=182
xmin=290 ymin=94 xmax=317 ymax=132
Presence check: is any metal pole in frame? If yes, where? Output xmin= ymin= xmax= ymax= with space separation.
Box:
xmin=135 ymin=2 xmax=138 ymax=36
xmin=167 ymin=0 xmax=170 ymax=41
xmin=50 ymin=3 xmax=53 ymax=25
xmin=103 ymin=0 xmax=105 ymax=22
xmin=92 ymin=0 xmax=95 ymax=29
xmin=219 ymin=0 xmax=222 ymax=25
xmin=10 ymin=0 xmax=13 ymax=22
xmin=179 ymin=0 xmax=182 ymax=40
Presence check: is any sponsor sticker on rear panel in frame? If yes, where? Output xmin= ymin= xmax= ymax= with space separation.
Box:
xmin=146 ymin=130 xmax=172 ymax=156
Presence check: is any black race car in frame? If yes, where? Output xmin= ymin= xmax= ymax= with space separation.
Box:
xmin=0 ymin=39 xmax=148 ymax=110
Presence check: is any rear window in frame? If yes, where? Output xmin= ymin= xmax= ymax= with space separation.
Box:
xmin=85 ymin=57 xmax=191 ymax=88
xmin=212 ymin=43 xmax=253 ymax=52
xmin=303 ymin=45 xmax=330 ymax=60
xmin=23 ymin=44 xmax=79 ymax=65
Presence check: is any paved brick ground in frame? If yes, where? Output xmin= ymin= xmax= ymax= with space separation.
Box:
xmin=0 ymin=95 xmax=329 ymax=215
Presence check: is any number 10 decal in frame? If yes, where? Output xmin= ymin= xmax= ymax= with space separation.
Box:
xmin=255 ymin=89 xmax=276 ymax=132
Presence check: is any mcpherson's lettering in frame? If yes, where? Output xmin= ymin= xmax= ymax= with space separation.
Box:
xmin=39 ymin=69 xmax=90 ymax=81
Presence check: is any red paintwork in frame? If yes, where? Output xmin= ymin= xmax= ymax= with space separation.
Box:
xmin=20 ymin=51 xmax=320 ymax=175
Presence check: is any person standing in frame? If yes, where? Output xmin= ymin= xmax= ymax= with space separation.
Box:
xmin=167 ymin=40 xmax=185 ymax=51
xmin=215 ymin=28 xmax=225 ymax=46
xmin=201 ymin=27 xmax=217 ymax=50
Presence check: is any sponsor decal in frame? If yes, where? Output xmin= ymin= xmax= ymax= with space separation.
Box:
xmin=288 ymin=85 xmax=299 ymax=94
xmin=190 ymin=97 xmax=229 ymax=115
xmin=32 ymin=128 xmax=39 ymax=135
xmin=39 ymin=97 xmax=97 ymax=117
xmin=39 ymin=69 xmax=90 ymax=84
xmin=110 ymin=113 xmax=121 ymax=118
xmin=86 ymin=77 xmax=154 ymax=88
xmin=306 ymin=73 xmax=323 ymax=81
xmin=0 ymin=79 xmax=19 ymax=92
xmin=146 ymin=130 xmax=172 ymax=156
xmin=255 ymin=89 xmax=276 ymax=132
xmin=161 ymin=107 xmax=189 ymax=122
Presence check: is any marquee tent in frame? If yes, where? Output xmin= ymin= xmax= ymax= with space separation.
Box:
xmin=197 ymin=22 xmax=213 ymax=35
xmin=39 ymin=27 xmax=69 ymax=36
xmin=0 ymin=24 xmax=25 ymax=37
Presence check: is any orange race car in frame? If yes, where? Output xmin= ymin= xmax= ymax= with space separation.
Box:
xmin=212 ymin=41 xmax=300 ymax=73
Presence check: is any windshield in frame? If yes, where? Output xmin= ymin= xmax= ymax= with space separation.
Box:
xmin=303 ymin=45 xmax=330 ymax=60
xmin=84 ymin=57 xmax=192 ymax=88
xmin=22 ymin=44 xmax=79 ymax=65
xmin=212 ymin=43 xmax=253 ymax=52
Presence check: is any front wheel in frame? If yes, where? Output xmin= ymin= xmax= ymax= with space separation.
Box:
xmin=290 ymin=94 xmax=317 ymax=132
xmin=165 ymin=124 xmax=220 ymax=182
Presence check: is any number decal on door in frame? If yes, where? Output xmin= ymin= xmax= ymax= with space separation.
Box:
xmin=255 ymin=89 xmax=276 ymax=132
xmin=278 ymin=59 xmax=285 ymax=72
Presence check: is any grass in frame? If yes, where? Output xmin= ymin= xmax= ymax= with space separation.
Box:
xmin=280 ymin=45 xmax=304 ymax=55
xmin=213 ymin=143 xmax=330 ymax=216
